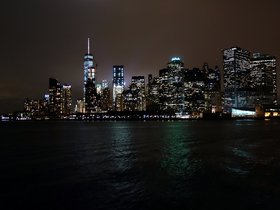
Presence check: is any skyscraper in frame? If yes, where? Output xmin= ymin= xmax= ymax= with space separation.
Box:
xmin=83 ymin=38 xmax=95 ymax=89
xmin=61 ymin=84 xmax=72 ymax=115
xmin=147 ymin=75 xmax=160 ymax=112
xmin=100 ymin=80 xmax=111 ymax=111
xmin=49 ymin=78 xmax=62 ymax=117
xmin=123 ymin=76 xmax=146 ymax=111
xmin=83 ymin=38 xmax=98 ymax=113
xmin=131 ymin=76 xmax=146 ymax=111
xmin=250 ymin=53 xmax=277 ymax=105
xmin=183 ymin=67 xmax=206 ymax=114
xmin=113 ymin=65 xmax=125 ymax=111
xmin=223 ymin=47 xmax=251 ymax=111
xmin=159 ymin=57 xmax=185 ymax=113
xmin=204 ymin=63 xmax=222 ymax=113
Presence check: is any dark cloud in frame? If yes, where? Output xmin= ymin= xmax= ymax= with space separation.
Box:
xmin=0 ymin=0 xmax=279 ymax=113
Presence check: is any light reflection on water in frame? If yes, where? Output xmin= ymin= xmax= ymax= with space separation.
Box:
xmin=1 ymin=120 xmax=280 ymax=209
xmin=160 ymin=123 xmax=201 ymax=177
xmin=111 ymin=122 xmax=134 ymax=173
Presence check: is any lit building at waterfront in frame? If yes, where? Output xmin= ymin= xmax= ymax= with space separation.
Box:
xmin=203 ymin=63 xmax=222 ymax=113
xmin=24 ymin=98 xmax=48 ymax=116
xmin=83 ymin=38 xmax=99 ymax=113
xmin=75 ymin=99 xmax=85 ymax=113
xmin=155 ymin=58 xmax=222 ymax=117
xmin=183 ymin=67 xmax=206 ymax=114
xmin=250 ymin=53 xmax=277 ymax=105
xmin=159 ymin=57 xmax=186 ymax=114
xmin=123 ymin=76 xmax=146 ymax=111
xmin=61 ymin=84 xmax=72 ymax=115
xmin=49 ymin=78 xmax=62 ymax=117
xmin=131 ymin=76 xmax=146 ymax=111
xmin=113 ymin=65 xmax=125 ymax=111
xmin=101 ymin=80 xmax=111 ymax=111
xmin=223 ymin=47 xmax=278 ymax=113
xmin=147 ymin=75 xmax=160 ymax=111
xmin=223 ymin=47 xmax=251 ymax=112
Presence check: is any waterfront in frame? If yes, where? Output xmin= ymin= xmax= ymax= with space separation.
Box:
xmin=1 ymin=120 xmax=280 ymax=209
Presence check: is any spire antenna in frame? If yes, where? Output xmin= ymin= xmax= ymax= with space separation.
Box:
xmin=87 ymin=38 xmax=90 ymax=54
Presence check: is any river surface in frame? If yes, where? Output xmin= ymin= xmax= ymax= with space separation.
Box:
xmin=1 ymin=120 xmax=280 ymax=209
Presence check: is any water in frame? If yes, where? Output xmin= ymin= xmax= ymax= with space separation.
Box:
xmin=1 ymin=120 xmax=280 ymax=209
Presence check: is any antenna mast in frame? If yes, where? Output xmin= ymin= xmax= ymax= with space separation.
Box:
xmin=87 ymin=38 xmax=90 ymax=54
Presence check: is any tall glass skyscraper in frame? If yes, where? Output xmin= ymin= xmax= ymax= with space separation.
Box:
xmin=113 ymin=65 xmax=125 ymax=111
xmin=83 ymin=38 xmax=95 ymax=87
xmin=83 ymin=38 xmax=98 ymax=113
xmin=131 ymin=76 xmax=146 ymax=111
xmin=49 ymin=78 xmax=62 ymax=117
xmin=159 ymin=57 xmax=185 ymax=114
xmin=223 ymin=47 xmax=251 ymax=111
xmin=250 ymin=53 xmax=277 ymax=105
xmin=62 ymin=84 xmax=72 ymax=115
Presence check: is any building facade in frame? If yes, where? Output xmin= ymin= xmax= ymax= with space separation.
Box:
xmin=159 ymin=57 xmax=186 ymax=114
xmin=49 ymin=78 xmax=62 ymax=117
xmin=250 ymin=53 xmax=277 ymax=105
xmin=147 ymin=75 xmax=160 ymax=111
xmin=223 ymin=47 xmax=251 ymax=112
xmin=83 ymin=38 xmax=99 ymax=113
xmin=113 ymin=65 xmax=125 ymax=111
xmin=61 ymin=84 xmax=72 ymax=115
xmin=131 ymin=76 xmax=146 ymax=111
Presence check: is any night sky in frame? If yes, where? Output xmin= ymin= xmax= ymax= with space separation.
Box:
xmin=1 ymin=0 xmax=279 ymax=113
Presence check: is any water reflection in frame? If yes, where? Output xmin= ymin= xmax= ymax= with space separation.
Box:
xmin=110 ymin=122 xmax=134 ymax=173
xmin=160 ymin=123 xmax=200 ymax=177
xmin=222 ymin=121 xmax=258 ymax=177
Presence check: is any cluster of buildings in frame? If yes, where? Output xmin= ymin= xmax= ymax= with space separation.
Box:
xmin=23 ymin=78 xmax=72 ymax=119
xmin=223 ymin=48 xmax=277 ymax=114
xmin=3 ymin=40 xmax=278 ymax=120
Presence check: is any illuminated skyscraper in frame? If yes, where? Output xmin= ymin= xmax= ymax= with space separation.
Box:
xmin=159 ymin=57 xmax=185 ymax=113
xmin=49 ymin=78 xmax=62 ymax=117
xmin=123 ymin=76 xmax=146 ymax=111
xmin=223 ymin=47 xmax=251 ymax=111
xmin=100 ymin=80 xmax=111 ymax=111
xmin=24 ymin=98 xmax=46 ymax=116
xmin=131 ymin=76 xmax=146 ymax=111
xmin=183 ymin=67 xmax=206 ymax=113
xmin=83 ymin=38 xmax=98 ymax=113
xmin=147 ymin=75 xmax=160 ymax=111
xmin=250 ymin=53 xmax=277 ymax=105
xmin=75 ymin=99 xmax=85 ymax=113
xmin=204 ymin=63 xmax=222 ymax=113
xmin=84 ymin=38 xmax=95 ymax=89
xmin=113 ymin=65 xmax=125 ymax=111
xmin=62 ymin=84 xmax=72 ymax=115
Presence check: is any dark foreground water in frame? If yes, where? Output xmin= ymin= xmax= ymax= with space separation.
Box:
xmin=1 ymin=120 xmax=280 ymax=210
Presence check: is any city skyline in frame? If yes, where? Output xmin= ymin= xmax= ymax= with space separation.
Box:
xmin=0 ymin=45 xmax=278 ymax=115
xmin=1 ymin=0 xmax=280 ymax=113
xmin=3 ymin=48 xmax=278 ymax=120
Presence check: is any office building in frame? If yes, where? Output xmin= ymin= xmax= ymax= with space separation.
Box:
xmin=159 ymin=57 xmax=185 ymax=113
xmin=62 ymin=84 xmax=72 ymax=115
xmin=131 ymin=76 xmax=146 ymax=111
xmin=75 ymin=99 xmax=85 ymax=113
xmin=183 ymin=67 xmax=206 ymax=114
xmin=223 ymin=47 xmax=251 ymax=111
xmin=203 ymin=63 xmax=222 ymax=113
xmin=113 ymin=65 xmax=125 ymax=111
xmin=83 ymin=38 xmax=99 ymax=113
xmin=123 ymin=76 xmax=146 ymax=111
xmin=147 ymin=76 xmax=160 ymax=111
xmin=250 ymin=53 xmax=277 ymax=105
xmin=49 ymin=78 xmax=62 ymax=117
